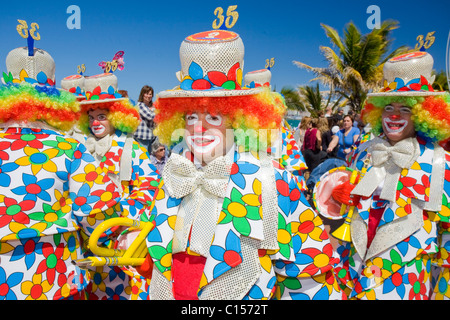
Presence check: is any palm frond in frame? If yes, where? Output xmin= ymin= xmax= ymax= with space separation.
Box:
xmin=321 ymin=23 xmax=346 ymax=54
xmin=292 ymin=60 xmax=315 ymax=72
xmin=319 ymin=46 xmax=344 ymax=73
xmin=343 ymin=22 xmax=362 ymax=65
xmin=293 ymin=60 xmax=339 ymax=88
xmin=294 ymin=19 xmax=407 ymax=113
xmin=342 ymin=66 xmax=365 ymax=88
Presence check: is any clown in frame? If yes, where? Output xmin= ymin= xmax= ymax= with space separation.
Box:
xmin=0 ymin=46 xmax=121 ymax=300
xmin=315 ymin=51 xmax=450 ymax=299
xmin=133 ymin=30 xmax=341 ymax=300
xmin=74 ymin=72 xmax=160 ymax=300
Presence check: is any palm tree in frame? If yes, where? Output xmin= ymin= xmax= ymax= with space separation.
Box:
xmin=293 ymin=20 xmax=408 ymax=113
xmin=298 ymin=83 xmax=344 ymax=117
xmin=432 ymin=70 xmax=449 ymax=92
xmin=299 ymin=84 xmax=322 ymax=117
xmin=281 ymin=86 xmax=305 ymax=112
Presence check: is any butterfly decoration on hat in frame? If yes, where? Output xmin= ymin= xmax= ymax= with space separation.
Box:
xmin=99 ymin=51 xmax=125 ymax=73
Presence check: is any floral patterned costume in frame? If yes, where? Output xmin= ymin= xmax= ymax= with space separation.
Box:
xmin=142 ymin=145 xmax=342 ymax=300
xmin=272 ymin=124 xmax=308 ymax=179
xmin=333 ymin=136 xmax=450 ymax=299
xmin=0 ymin=124 xmax=120 ymax=300
xmin=82 ymin=130 xmax=160 ymax=300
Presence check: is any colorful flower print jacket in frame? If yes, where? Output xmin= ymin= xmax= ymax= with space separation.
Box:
xmin=0 ymin=126 xmax=120 ymax=300
xmin=80 ymin=130 xmax=160 ymax=300
xmin=142 ymin=148 xmax=342 ymax=300
xmin=334 ymin=136 xmax=450 ymax=300
xmin=272 ymin=125 xmax=308 ymax=178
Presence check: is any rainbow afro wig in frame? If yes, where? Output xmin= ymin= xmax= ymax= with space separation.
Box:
xmin=0 ymin=83 xmax=80 ymax=132
xmin=362 ymin=93 xmax=450 ymax=143
xmin=154 ymin=88 xmax=286 ymax=151
xmin=78 ymin=99 xmax=140 ymax=135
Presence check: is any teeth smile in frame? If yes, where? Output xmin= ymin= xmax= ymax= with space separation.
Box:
xmin=187 ymin=135 xmax=221 ymax=154
xmin=194 ymin=137 xmax=214 ymax=145
xmin=387 ymin=122 xmax=404 ymax=129
xmin=383 ymin=118 xmax=407 ymax=133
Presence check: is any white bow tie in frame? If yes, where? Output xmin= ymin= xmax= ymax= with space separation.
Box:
xmin=162 ymin=153 xmax=232 ymax=257
xmin=352 ymin=137 xmax=419 ymax=202
xmin=85 ymin=134 xmax=113 ymax=158
xmin=162 ymin=153 xmax=232 ymax=199
xmin=371 ymin=138 xmax=417 ymax=168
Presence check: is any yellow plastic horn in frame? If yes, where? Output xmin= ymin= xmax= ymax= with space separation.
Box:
xmin=75 ymin=179 xmax=164 ymax=268
xmin=331 ymin=170 xmax=358 ymax=242
xmin=75 ymin=218 xmax=155 ymax=267
xmin=332 ymin=157 xmax=371 ymax=242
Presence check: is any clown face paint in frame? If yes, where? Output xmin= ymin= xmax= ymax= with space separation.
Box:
xmin=88 ymin=108 xmax=115 ymax=139
xmin=184 ymin=112 xmax=234 ymax=165
xmin=382 ymin=103 xmax=415 ymax=145
xmin=187 ymin=134 xmax=222 ymax=154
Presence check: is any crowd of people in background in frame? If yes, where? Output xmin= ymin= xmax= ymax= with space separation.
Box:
xmin=290 ymin=107 xmax=364 ymax=245
xmin=294 ymin=107 xmax=361 ymax=180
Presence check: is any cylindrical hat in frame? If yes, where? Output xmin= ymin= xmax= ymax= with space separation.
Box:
xmin=84 ymin=73 xmax=118 ymax=92
xmin=157 ymin=30 xmax=262 ymax=99
xmin=61 ymin=74 xmax=86 ymax=100
xmin=5 ymin=47 xmax=55 ymax=86
xmin=80 ymin=73 xmax=125 ymax=105
xmin=61 ymin=74 xmax=85 ymax=91
xmin=244 ymin=69 xmax=272 ymax=88
xmin=369 ymin=51 xmax=441 ymax=97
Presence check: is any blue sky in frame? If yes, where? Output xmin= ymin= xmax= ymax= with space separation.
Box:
xmin=1 ymin=0 xmax=449 ymax=101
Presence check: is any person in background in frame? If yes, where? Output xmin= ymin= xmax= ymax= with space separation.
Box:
xmin=326 ymin=115 xmax=360 ymax=161
xmin=331 ymin=120 xmax=341 ymax=135
xmin=353 ymin=113 xmax=365 ymax=132
xmin=323 ymin=117 xmax=338 ymax=158
xmin=318 ymin=117 xmax=333 ymax=158
xmin=118 ymin=89 xmax=136 ymax=106
xmin=294 ymin=116 xmax=311 ymax=148
xmin=333 ymin=107 xmax=344 ymax=122
xmin=302 ymin=118 xmax=327 ymax=174
xmin=150 ymin=140 xmax=169 ymax=174
xmin=134 ymin=85 xmax=156 ymax=152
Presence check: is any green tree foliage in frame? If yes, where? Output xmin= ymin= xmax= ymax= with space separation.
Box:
xmin=293 ymin=20 xmax=408 ymax=113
